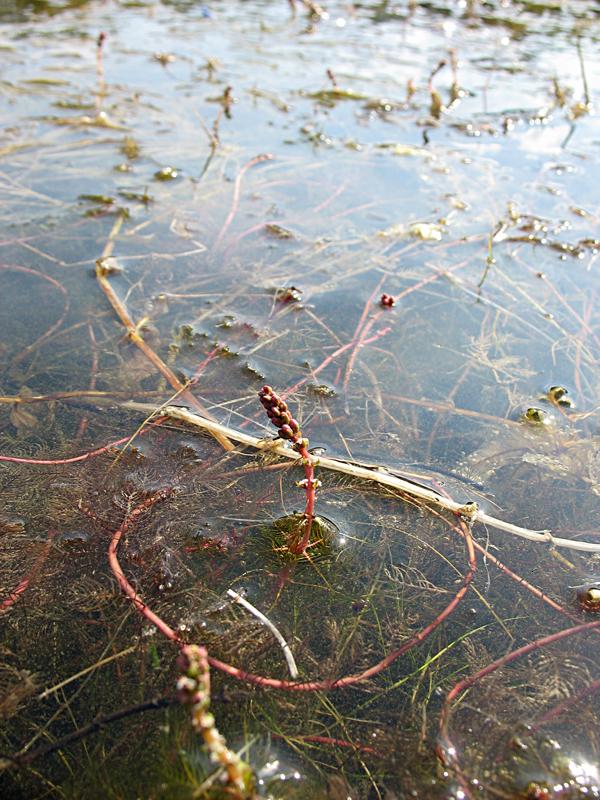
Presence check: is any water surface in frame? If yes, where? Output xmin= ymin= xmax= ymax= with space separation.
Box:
xmin=1 ymin=1 xmax=600 ymax=798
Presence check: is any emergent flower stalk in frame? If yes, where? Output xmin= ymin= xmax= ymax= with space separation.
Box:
xmin=177 ymin=644 xmax=255 ymax=797
xmin=258 ymin=385 xmax=318 ymax=554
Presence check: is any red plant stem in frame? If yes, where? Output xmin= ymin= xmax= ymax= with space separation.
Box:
xmin=274 ymin=733 xmax=378 ymax=756
xmin=471 ymin=539 xmax=572 ymax=617
xmin=191 ymin=347 xmax=219 ymax=384
xmin=339 ymin=261 xmax=471 ymax=404
xmin=527 ymin=677 xmax=600 ymax=734
xmin=342 ymin=275 xmax=386 ymax=376
xmin=392 ymin=258 xmax=471 ymax=303
xmin=330 ymin=201 xmax=377 ymax=220
xmin=1 ymin=264 xmax=69 ymax=369
xmin=438 ymin=618 xmax=600 ymax=771
xmin=108 ymin=498 xmax=476 ymax=692
xmin=1 ymin=531 xmax=56 ymax=611
xmin=108 ymin=490 xmax=180 ymax=642
xmin=0 ymin=418 xmax=166 ymax=466
xmin=311 ymin=181 xmax=347 ymax=214
xmin=223 ymin=219 xmax=285 ymax=259
xmin=213 ymin=154 xmax=274 ymax=250
xmin=281 ymin=327 xmax=391 ymax=401
xmin=351 ymin=280 xmax=384 ymax=346
xmin=428 ymin=496 xmax=576 ymax=623
xmin=290 ymin=443 xmax=316 ymax=555
xmin=341 ymin=309 xmax=383 ymax=401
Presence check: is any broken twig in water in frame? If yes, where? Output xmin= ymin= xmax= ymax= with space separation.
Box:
xmin=95 ymin=216 xmax=234 ymax=452
xmin=122 ymin=403 xmax=600 ymax=554
xmin=226 ymin=589 xmax=299 ymax=678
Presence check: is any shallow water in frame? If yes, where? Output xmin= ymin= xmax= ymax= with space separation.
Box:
xmin=1 ymin=1 xmax=600 ymax=798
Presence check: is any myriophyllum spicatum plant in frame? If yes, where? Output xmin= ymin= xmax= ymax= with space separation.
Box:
xmin=258 ymin=385 xmax=318 ymax=554
xmin=177 ymin=644 xmax=255 ymax=797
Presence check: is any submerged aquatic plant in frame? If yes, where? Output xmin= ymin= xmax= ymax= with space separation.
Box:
xmin=258 ymin=385 xmax=318 ymax=554
xmin=177 ymin=645 xmax=254 ymax=798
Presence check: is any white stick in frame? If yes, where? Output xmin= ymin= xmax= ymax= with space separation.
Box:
xmin=226 ymin=589 xmax=299 ymax=679
xmin=122 ymin=403 xmax=600 ymax=554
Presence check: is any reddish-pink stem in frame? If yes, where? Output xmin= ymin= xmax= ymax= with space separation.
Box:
xmin=0 ymin=418 xmax=166 ymax=466
xmin=108 ymin=498 xmax=476 ymax=692
xmin=281 ymin=327 xmax=391 ymax=401
xmin=330 ymin=201 xmax=377 ymax=220
xmin=527 ymin=677 xmax=600 ymax=734
xmin=438 ymin=618 xmax=600 ymax=771
xmin=1 ymin=530 xmax=56 ymax=611
xmin=341 ymin=309 xmax=384 ymax=400
xmin=223 ymin=220 xmax=275 ymax=256
xmin=213 ymin=154 xmax=273 ymax=250
xmin=430 ymin=494 xmax=577 ymax=623
xmin=276 ymin=733 xmax=378 ymax=756
xmin=347 ymin=276 xmax=386 ymax=354
xmin=107 ymin=490 xmax=180 ymax=642
xmin=290 ymin=443 xmax=316 ymax=555
xmin=312 ymin=181 xmax=348 ymax=214
xmin=1 ymin=264 xmax=69 ymax=369
xmin=190 ymin=347 xmax=219 ymax=384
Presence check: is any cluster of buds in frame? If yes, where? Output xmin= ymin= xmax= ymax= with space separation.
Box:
xmin=258 ymin=384 xmax=317 ymax=554
xmin=177 ymin=645 xmax=254 ymax=796
xmin=380 ymin=293 xmax=396 ymax=308
xmin=258 ymin=385 xmax=307 ymax=451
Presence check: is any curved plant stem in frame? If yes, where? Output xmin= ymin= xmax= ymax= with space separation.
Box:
xmin=4 ymin=696 xmax=173 ymax=769
xmin=438 ymin=617 xmax=600 ymax=774
xmin=1 ymin=531 xmax=56 ymax=612
xmin=212 ymin=153 xmax=274 ymax=250
xmin=108 ymin=489 xmax=476 ymax=692
xmin=0 ymin=418 xmax=165 ymax=466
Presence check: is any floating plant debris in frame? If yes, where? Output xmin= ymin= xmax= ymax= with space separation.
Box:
xmin=154 ymin=166 xmax=179 ymax=181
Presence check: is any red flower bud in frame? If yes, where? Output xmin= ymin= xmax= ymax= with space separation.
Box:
xmin=280 ymin=424 xmax=293 ymax=439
